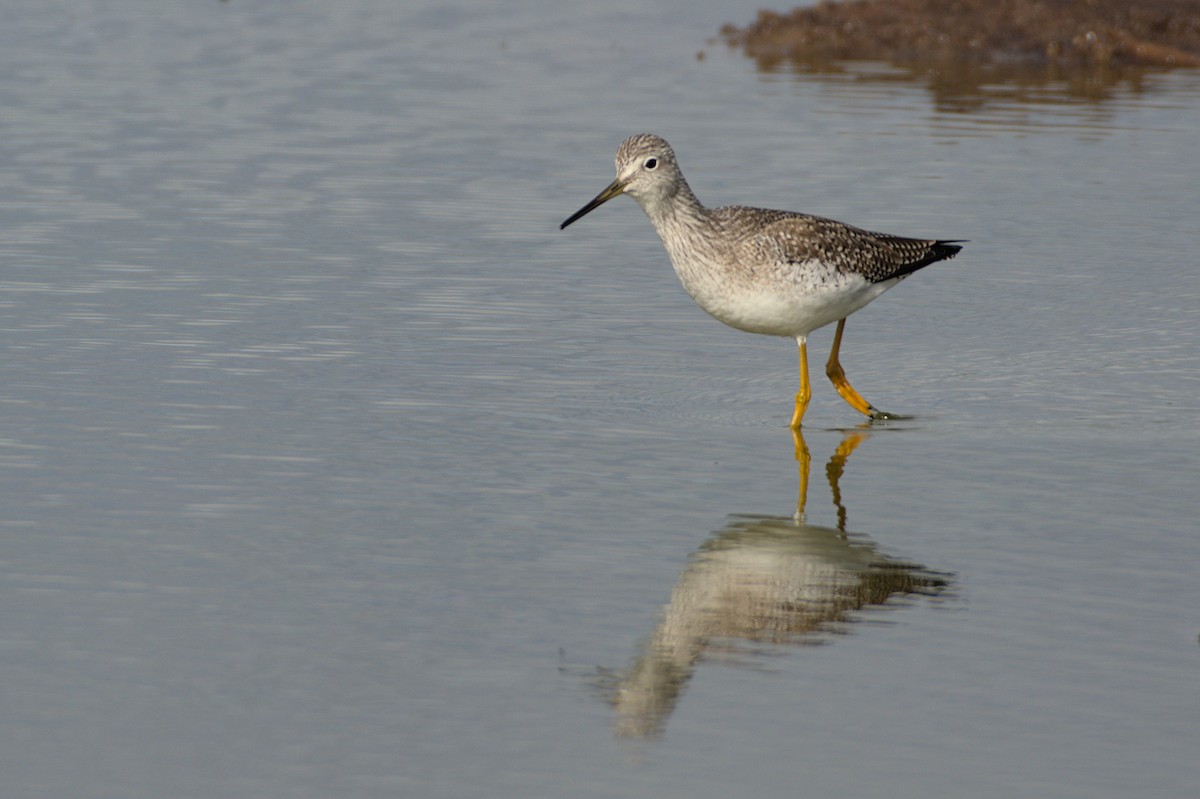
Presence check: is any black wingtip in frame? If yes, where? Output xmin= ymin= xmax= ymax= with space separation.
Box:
xmin=932 ymin=240 xmax=965 ymax=261
xmin=884 ymin=239 xmax=965 ymax=282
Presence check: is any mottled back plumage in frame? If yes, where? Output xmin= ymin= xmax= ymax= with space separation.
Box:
xmin=714 ymin=206 xmax=961 ymax=284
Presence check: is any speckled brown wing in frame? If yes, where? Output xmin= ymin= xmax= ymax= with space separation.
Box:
xmin=725 ymin=207 xmax=961 ymax=283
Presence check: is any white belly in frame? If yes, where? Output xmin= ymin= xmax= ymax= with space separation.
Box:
xmin=674 ymin=257 xmax=899 ymax=338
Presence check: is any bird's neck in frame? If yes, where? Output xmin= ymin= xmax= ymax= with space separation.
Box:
xmin=640 ymin=178 xmax=713 ymax=250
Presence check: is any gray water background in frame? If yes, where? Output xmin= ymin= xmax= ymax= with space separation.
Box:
xmin=1 ymin=2 xmax=1198 ymax=797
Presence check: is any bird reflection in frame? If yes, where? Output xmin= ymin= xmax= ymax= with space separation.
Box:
xmin=612 ymin=429 xmax=951 ymax=740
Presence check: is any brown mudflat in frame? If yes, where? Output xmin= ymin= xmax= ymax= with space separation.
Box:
xmin=722 ymin=0 xmax=1200 ymax=68
xmin=720 ymin=0 xmax=1200 ymax=98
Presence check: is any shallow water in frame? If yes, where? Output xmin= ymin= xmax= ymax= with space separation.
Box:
xmin=1 ymin=2 xmax=1198 ymax=798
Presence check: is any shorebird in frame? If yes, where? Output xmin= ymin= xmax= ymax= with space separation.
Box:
xmin=560 ymin=134 xmax=961 ymax=428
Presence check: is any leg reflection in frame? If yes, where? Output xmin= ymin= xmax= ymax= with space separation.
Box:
xmin=792 ymin=427 xmax=869 ymax=529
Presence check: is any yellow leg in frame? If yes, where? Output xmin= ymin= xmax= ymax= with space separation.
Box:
xmin=825 ymin=319 xmax=889 ymax=419
xmin=789 ymin=337 xmax=811 ymax=430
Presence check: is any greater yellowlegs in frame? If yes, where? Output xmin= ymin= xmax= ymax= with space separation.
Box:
xmin=560 ymin=133 xmax=962 ymax=429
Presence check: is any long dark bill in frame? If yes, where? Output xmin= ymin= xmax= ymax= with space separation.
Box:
xmin=560 ymin=178 xmax=625 ymax=230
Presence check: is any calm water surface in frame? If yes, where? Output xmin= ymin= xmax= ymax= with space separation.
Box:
xmin=1 ymin=2 xmax=1198 ymax=798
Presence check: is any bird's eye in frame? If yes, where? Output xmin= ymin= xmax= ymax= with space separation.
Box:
xmin=644 ymin=157 xmax=658 ymax=170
